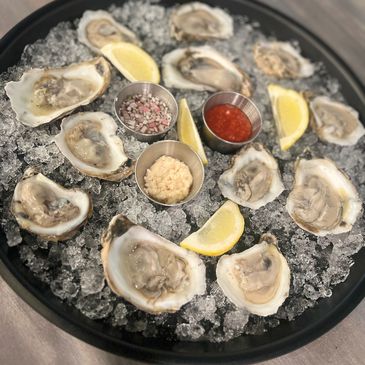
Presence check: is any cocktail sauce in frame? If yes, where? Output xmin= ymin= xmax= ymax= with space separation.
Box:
xmin=205 ymin=104 xmax=252 ymax=142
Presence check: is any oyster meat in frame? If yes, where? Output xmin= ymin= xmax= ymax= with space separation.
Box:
xmin=101 ymin=214 xmax=206 ymax=314
xmin=286 ymin=158 xmax=362 ymax=236
xmin=216 ymin=233 xmax=290 ymax=316
xmin=54 ymin=112 xmax=133 ymax=182
xmin=5 ymin=57 xmax=111 ymax=127
xmin=170 ymin=2 xmax=233 ymax=41
xmin=253 ymin=41 xmax=314 ymax=79
xmin=310 ymin=96 xmax=365 ymax=146
xmin=162 ymin=46 xmax=253 ymax=96
xmin=11 ymin=167 xmax=92 ymax=241
xmin=77 ymin=10 xmax=140 ymax=54
xmin=218 ymin=143 xmax=284 ymax=209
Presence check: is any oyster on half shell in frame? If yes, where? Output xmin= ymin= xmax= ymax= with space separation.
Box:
xmin=218 ymin=143 xmax=284 ymax=209
xmin=11 ymin=167 xmax=92 ymax=241
xmin=5 ymin=57 xmax=111 ymax=127
xmin=310 ymin=96 xmax=365 ymax=146
xmin=286 ymin=158 xmax=362 ymax=236
xmin=170 ymin=2 xmax=233 ymax=41
xmin=162 ymin=46 xmax=253 ymax=97
xmin=216 ymin=233 xmax=290 ymax=316
xmin=101 ymin=214 xmax=206 ymax=314
xmin=77 ymin=10 xmax=140 ymax=54
xmin=253 ymin=41 xmax=314 ymax=79
xmin=54 ymin=112 xmax=134 ymax=182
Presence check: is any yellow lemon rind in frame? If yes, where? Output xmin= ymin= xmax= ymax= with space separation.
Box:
xmin=180 ymin=201 xmax=245 ymax=256
xmin=268 ymin=84 xmax=309 ymax=151
xmin=101 ymin=42 xmax=160 ymax=84
xmin=178 ymin=98 xmax=208 ymax=165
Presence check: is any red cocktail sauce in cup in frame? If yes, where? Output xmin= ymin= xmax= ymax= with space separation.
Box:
xmin=204 ymin=104 xmax=252 ymax=143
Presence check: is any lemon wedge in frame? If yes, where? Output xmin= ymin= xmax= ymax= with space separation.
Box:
xmin=177 ymin=98 xmax=208 ymax=165
xmin=101 ymin=42 xmax=160 ymax=83
xmin=180 ymin=200 xmax=244 ymax=256
xmin=268 ymin=84 xmax=309 ymax=150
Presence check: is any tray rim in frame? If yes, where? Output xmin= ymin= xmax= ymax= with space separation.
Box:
xmin=0 ymin=0 xmax=364 ymax=364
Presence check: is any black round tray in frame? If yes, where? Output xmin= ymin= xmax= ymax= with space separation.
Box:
xmin=0 ymin=0 xmax=364 ymax=364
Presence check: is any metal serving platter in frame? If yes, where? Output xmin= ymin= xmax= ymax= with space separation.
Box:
xmin=0 ymin=0 xmax=364 ymax=364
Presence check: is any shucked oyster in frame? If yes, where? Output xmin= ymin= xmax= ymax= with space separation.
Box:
xmin=101 ymin=214 xmax=206 ymax=314
xmin=11 ymin=167 xmax=92 ymax=241
xmin=286 ymin=158 xmax=362 ymax=236
xmin=216 ymin=233 xmax=290 ymax=316
xmin=162 ymin=46 xmax=253 ymax=97
xmin=5 ymin=57 xmax=111 ymax=127
xmin=54 ymin=112 xmax=133 ymax=182
xmin=310 ymin=96 xmax=365 ymax=146
xmin=170 ymin=2 xmax=233 ymax=41
xmin=218 ymin=143 xmax=284 ymax=209
xmin=253 ymin=41 xmax=314 ymax=79
xmin=77 ymin=10 xmax=140 ymax=54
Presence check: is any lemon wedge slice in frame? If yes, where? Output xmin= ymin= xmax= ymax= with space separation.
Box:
xmin=268 ymin=84 xmax=309 ymax=150
xmin=177 ymin=98 xmax=208 ymax=165
xmin=180 ymin=200 xmax=244 ymax=256
xmin=101 ymin=42 xmax=160 ymax=83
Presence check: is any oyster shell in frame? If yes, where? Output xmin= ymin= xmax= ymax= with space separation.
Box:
xmin=77 ymin=10 xmax=140 ymax=54
xmin=286 ymin=158 xmax=362 ymax=236
xmin=101 ymin=214 xmax=206 ymax=314
xmin=162 ymin=46 xmax=253 ymax=96
xmin=170 ymin=2 xmax=233 ymax=41
xmin=54 ymin=112 xmax=133 ymax=182
xmin=11 ymin=167 xmax=92 ymax=241
xmin=216 ymin=233 xmax=290 ymax=316
xmin=310 ymin=96 xmax=365 ymax=146
xmin=218 ymin=143 xmax=284 ymax=209
xmin=253 ymin=41 xmax=314 ymax=79
xmin=5 ymin=57 xmax=111 ymax=127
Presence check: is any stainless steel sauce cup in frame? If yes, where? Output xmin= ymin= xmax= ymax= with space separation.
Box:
xmin=135 ymin=140 xmax=204 ymax=207
xmin=114 ymin=82 xmax=178 ymax=143
xmin=202 ymin=91 xmax=262 ymax=154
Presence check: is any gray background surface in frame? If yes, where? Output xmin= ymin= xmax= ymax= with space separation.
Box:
xmin=1 ymin=1 xmax=364 ymax=364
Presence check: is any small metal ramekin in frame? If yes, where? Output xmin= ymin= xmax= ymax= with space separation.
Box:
xmin=135 ymin=140 xmax=204 ymax=207
xmin=202 ymin=91 xmax=262 ymax=154
xmin=114 ymin=82 xmax=178 ymax=143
